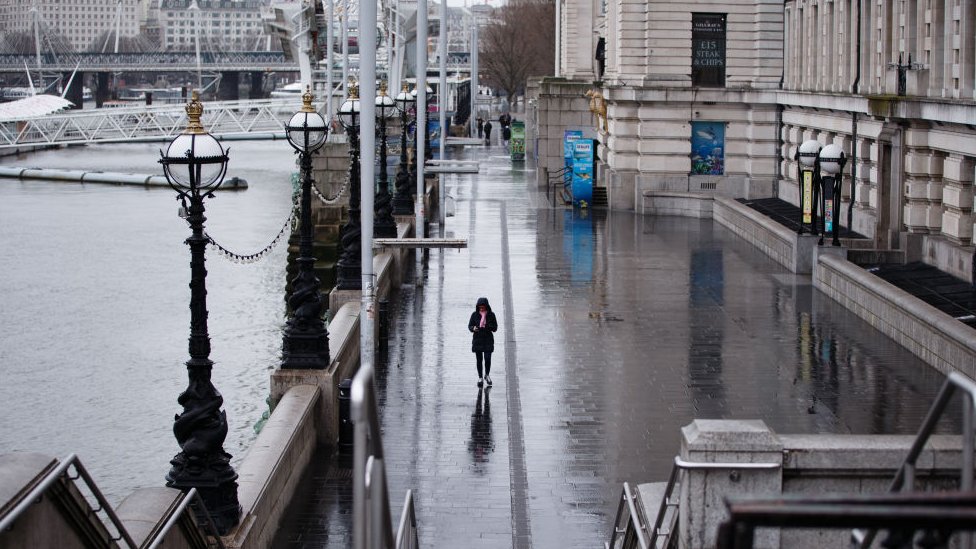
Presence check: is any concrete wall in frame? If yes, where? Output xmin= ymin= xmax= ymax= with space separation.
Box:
xmin=814 ymin=253 xmax=976 ymax=379
xmin=673 ymin=420 xmax=964 ymax=549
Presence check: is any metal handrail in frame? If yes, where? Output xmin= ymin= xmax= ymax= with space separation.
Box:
xmin=145 ymin=488 xmax=226 ymax=549
xmin=0 ymin=453 xmax=138 ymax=547
xmin=608 ymin=457 xmax=781 ymax=549
xmin=853 ymin=371 xmax=976 ymax=548
xmin=352 ymin=363 xmax=419 ymax=549
xmin=547 ymin=166 xmax=573 ymax=205
xmin=607 ymin=482 xmax=650 ymax=549
xmin=394 ymin=490 xmax=419 ymax=549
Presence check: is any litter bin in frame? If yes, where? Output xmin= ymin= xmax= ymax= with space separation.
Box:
xmin=338 ymin=378 xmax=354 ymax=449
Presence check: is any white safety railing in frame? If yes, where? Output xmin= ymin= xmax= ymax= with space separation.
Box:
xmin=352 ymin=363 xmax=420 ymax=549
xmin=0 ymin=97 xmax=319 ymax=149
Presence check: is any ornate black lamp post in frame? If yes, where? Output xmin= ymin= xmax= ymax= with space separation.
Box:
xmin=336 ymin=82 xmax=362 ymax=290
xmin=819 ymin=144 xmax=848 ymax=247
xmin=159 ymin=91 xmax=241 ymax=535
xmin=282 ymin=86 xmax=330 ymax=368
xmin=412 ymin=84 xmax=434 ymax=166
xmin=374 ymin=81 xmax=397 ymax=238
xmin=392 ymin=83 xmax=416 ymax=215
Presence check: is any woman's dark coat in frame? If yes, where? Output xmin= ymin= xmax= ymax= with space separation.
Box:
xmin=468 ymin=297 xmax=498 ymax=353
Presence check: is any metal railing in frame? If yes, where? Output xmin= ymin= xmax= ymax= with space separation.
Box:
xmin=717 ymin=491 xmax=976 ymax=549
xmin=607 ymin=482 xmax=651 ymax=549
xmin=607 ymin=457 xmax=781 ymax=549
xmin=0 ymin=454 xmax=223 ymax=548
xmin=853 ymin=371 xmax=976 ymax=548
xmin=547 ymin=166 xmax=572 ymax=205
xmin=352 ymin=363 xmax=420 ymax=549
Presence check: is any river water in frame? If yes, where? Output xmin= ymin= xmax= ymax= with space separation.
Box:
xmin=0 ymin=141 xmax=297 ymax=504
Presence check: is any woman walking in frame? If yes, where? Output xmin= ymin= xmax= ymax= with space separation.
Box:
xmin=468 ymin=297 xmax=498 ymax=387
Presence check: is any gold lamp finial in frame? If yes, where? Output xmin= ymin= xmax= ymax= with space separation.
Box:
xmin=301 ymin=85 xmax=315 ymax=113
xmin=184 ymin=90 xmax=205 ymax=134
xmin=379 ymin=80 xmax=388 ymax=96
xmin=349 ymin=81 xmax=359 ymax=99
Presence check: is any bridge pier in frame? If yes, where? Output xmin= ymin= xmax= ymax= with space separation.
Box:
xmin=94 ymin=72 xmax=110 ymax=108
xmin=248 ymin=71 xmax=266 ymax=99
xmin=62 ymin=71 xmax=85 ymax=109
xmin=217 ymin=71 xmax=240 ymax=101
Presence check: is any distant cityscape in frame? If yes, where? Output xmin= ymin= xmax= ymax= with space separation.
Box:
xmin=0 ymin=0 xmax=493 ymax=55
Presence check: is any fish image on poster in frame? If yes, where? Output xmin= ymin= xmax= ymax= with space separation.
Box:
xmin=691 ymin=121 xmax=725 ymax=175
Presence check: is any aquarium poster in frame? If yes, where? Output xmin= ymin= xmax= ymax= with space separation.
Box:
xmin=690 ymin=121 xmax=725 ymax=175
xmin=564 ymin=130 xmax=583 ymax=169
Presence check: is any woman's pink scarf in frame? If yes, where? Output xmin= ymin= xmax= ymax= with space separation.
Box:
xmin=479 ymin=311 xmax=487 ymax=328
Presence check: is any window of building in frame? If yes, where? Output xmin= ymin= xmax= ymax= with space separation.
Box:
xmin=691 ymin=13 xmax=726 ymax=87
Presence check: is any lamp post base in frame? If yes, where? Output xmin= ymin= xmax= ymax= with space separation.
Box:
xmin=281 ymin=325 xmax=330 ymax=369
xmin=167 ymin=455 xmax=241 ymax=535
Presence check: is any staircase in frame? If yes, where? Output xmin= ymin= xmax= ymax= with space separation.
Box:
xmin=592 ymin=186 xmax=608 ymax=208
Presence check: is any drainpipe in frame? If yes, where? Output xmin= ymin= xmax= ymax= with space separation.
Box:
xmin=555 ymin=0 xmax=561 ymax=77
xmin=848 ymin=0 xmax=861 ymax=233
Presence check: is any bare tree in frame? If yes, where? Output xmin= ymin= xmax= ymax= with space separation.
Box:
xmin=480 ymin=0 xmax=554 ymax=105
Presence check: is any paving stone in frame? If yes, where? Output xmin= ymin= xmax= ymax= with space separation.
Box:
xmin=272 ymin=146 xmax=957 ymax=548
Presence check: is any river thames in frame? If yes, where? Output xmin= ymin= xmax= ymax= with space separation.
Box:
xmin=0 ymin=141 xmax=296 ymax=504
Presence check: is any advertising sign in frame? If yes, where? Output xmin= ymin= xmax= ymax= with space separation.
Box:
xmin=564 ymin=130 xmax=583 ymax=169
xmin=572 ymin=139 xmax=594 ymax=207
xmin=801 ymin=170 xmax=813 ymax=225
xmin=691 ymin=121 xmax=725 ymax=175
xmin=510 ymin=121 xmax=526 ymax=161
xmin=823 ymin=177 xmax=834 ymax=233
xmin=692 ymin=13 xmax=727 ymax=87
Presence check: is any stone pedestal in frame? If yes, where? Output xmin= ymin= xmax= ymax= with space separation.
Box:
xmin=679 ymin=420 xmax=783 ymax=549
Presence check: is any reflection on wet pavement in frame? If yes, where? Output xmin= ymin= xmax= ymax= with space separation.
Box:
xmin=273 ymin=147 xmax=957 ymax=549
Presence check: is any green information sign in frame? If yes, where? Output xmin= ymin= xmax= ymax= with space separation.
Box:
xmin=510 ymin=121 xmax=526 ymax=161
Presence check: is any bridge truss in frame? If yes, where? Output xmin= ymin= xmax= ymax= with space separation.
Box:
xmin=0 ymin=98 xmax=315 ymax=149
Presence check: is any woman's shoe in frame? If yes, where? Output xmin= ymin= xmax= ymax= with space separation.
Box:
xmin=485 ymin=375 xmax=493 ymax=386
xmin=477 ymin=378 xmax=484 ymax=387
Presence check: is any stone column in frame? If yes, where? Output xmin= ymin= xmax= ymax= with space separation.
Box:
xmin=217 ymin=71 xmax=240 ymax=101
xmin=248 ymin=71 xmax=265 ymax=99
xmin=954 ymin=0 xmax=975 ymax=99
xmin=902 ymin=144 xmax=940 ymax=234
xmin=679 ymin=420 xmax=783 ymax=549
xmin=62 ymin=71 xmax=85 ymax=109
xmin=95 ymin=72 xmax=111 ymax=108
xmin=942 ymin=154 xmax=975 ymax=243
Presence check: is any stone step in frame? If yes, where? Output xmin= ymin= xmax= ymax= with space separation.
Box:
xmin=635 ymin=481 xmax=675 ymax=548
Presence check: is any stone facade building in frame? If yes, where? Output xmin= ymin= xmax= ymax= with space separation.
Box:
xmin=0 ymin=0 xmax=140 ymax=52
xmin=536 ymin=0 xmax=976 ymax=279
xmin=158 ymin=0 xmax=269 ymax=51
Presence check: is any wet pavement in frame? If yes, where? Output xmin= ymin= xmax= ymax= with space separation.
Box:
xmin=273 ymin=145 xmax=958 ymax=548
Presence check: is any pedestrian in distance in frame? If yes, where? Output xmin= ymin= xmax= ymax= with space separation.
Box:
xmin=468 ymin=297 xmax=498 ymax=387
xmin=477 ymin=117 xmax=484 ymax=138
xmin=501 ymin=124 xmax=511 ymax=147
xmin=483 ymin=120 xmax=493 ymax=146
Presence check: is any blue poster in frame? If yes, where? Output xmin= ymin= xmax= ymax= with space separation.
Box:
xmin=571 ymin=139 xmax=594 ymax=207
xmin=427 ymin=119 xmax=441 ymax=158
xmin=564 ymin=130 xmax=583 ymax=169
xmin=691 ymin=121 xmax=725 ymax=175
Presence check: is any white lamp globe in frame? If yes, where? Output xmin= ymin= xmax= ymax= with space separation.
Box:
xmin=798 ymin=140 xmax=822 ymax=168
xmin=819 ymin=144 xmax=846 ymax=175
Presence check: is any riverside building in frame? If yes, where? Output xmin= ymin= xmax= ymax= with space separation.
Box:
xmin=535 ymin=0 xmax=976 ymax=280
xmin=0 ymin=0 xmax=141 ymax=52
